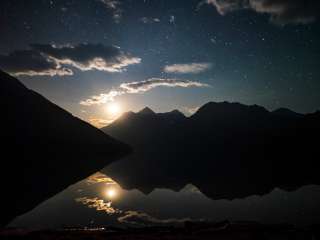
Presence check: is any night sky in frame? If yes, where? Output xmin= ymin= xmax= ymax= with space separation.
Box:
xmin=1 ymin=0 xmax=320 ymax=127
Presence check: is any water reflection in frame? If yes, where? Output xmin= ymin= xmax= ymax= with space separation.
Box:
xmin=105 ymin=188 xmax=118 ymax=199
xmin=9 ymin=172 xmax=320 ymax=228
xmin=75 ymin=197 xmax=119 ymax=214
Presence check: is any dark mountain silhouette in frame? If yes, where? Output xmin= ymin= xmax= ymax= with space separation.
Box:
xmin=102 ymin=102 xmax=320 ymax=200
xmin=158 ymin=109 xmax=187 ymax=122
xmin=139 ymin=107 xmax=156 ymax=115
xmin=272 ymin=108 xmax=304 ymax=118
xmin=0 ymin=70 xmax=131 ymax=226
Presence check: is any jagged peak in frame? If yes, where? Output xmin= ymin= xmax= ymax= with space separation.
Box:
xmin=138 ymin=107 xmax=156 ymax=115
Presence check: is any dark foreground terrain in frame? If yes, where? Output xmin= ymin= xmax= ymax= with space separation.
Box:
xmin=0 ymin=70 xmax=130 ymax=226
xmin=1 ymin=222 xmax=320 ymax=240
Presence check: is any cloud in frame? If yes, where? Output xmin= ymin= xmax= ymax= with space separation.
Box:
xmin=32 ymin=43 xmax=141 ymax=73
xmin=200 ymin=0 xmax=320 ymax=25
xmin=164 ymin=63 xmax=212 ymax=74
xmin=118 ymin=210 xmax=191 ymax=226
xmin=0 ymin=44 xmax=141 ymax=76
xmin=76 ymin=197 xmax=120 ymax=214
xmin=80 ymin=78 xmax=210 ymax=106
xmin=86 ymin=172 xmax=117 ymax=185
xmin=119 ymin=78 xmax=209 ymax=92
xmin=140 ymin=17 xmax=161 ymax=24
xmin=98 ymin=0 xmax=122 ymax=22
xmin=0 ymin=50 xmax=73 ymax=77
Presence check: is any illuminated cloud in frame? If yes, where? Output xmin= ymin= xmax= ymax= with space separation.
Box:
xmin=86 ymin=172 xmax=117 ymax=185
xmin=13 ymin=68 xmax=73 ymax=77
xmin=80 ymin=78 xmax=210 ymax=106
xmin=199 ymin=0 xmax=320 ymax=25
xmin=32 ymin=43 xmax=141 ymax=73
xmin=118 ymin=210 xmax=191 ymax=226
xmin=120 ymin=78 xmax=210 ymax=92
xmin=77 ymin=197 xmax=194 ymax=226
xmin=76 ymin=197 xmax=120 ymax=214
xmin=0 ymin=50 xmax=73 ymax=77
xmin=0 ymin=44 xmax=141 ymax=76
xmin=164 ymin=63 xmax=212 ymax=74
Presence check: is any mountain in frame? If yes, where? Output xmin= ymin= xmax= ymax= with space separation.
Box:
xmin=102 ymin=109 xmax=186 ymax=147
xmin=0 ymin=70 xmax=131 ymax=226
xmin=102 ymin=102 xmax=320 ymax=200
xmin=139 ymin=107 xmax=156 ymax=115
xmin=272 ymin=108 xmax=304 ymax=118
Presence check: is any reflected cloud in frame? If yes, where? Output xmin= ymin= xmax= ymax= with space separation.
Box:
xmin=86 ymin=172 xmax=117 ymax=185
xmin=76 ymin=197 xmax=120 ymax=214
xmin=182 ymin=106 xmax=200 ymax=116
xmin=118 ymin=210 xmax=192 ymax=226
xmin=181 ymin=184 xmax=203 ymax=194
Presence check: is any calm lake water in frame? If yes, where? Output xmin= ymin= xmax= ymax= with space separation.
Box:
xmin=10 ymin=172 xmax=320 ymax=228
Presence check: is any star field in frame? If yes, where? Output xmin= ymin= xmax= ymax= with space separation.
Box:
xmin=0 ymin=0 xmax=320 ymax=126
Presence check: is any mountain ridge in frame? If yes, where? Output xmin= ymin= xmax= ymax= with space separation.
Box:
xmin=0 ymin=70 xmax=131 ymax=226
xmin=102 ymin=102 xmax=320 ymax=200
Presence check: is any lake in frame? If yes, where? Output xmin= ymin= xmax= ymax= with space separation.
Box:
xmin=10 ymin=172 xmax=320 ymax=228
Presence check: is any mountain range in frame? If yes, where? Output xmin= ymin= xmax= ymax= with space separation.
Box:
xmin=2 ymin=67 xmax=320 ymax=226
xmin=102 ymin=102 xmax=320 ymax=200
xmin=0 ymin=70 xmax=130 ymax=226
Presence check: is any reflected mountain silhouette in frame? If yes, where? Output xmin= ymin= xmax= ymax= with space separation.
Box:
xmin=0 ymin=70 xmax=130 ymax=226
xmin=102 ymin=102 xmax=320 ymax=200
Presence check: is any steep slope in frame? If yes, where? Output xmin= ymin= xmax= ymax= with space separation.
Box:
xmin=102 ymin=102 xmax=320 ymax=200
xmin=0 ymin=70 xmax=131 ymax=226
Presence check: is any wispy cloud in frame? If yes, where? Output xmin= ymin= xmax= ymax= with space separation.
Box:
xmin=76 ymin=197 xmax=120 ymax=214
xmin=0 ymin=43 xmax=141 ymax=76
xmin=199 ymin=0 xmax=320 ymax=25
xmin=0 ymin=49 xmax=73 ymax=77
xmin=164 ymin=63 xmax=212 ymax=74
xmin=33 ymin=43 xmax=141 ymax=73
xmin=98 ymin=0 xmax=122 ymax=23
xmin=80 ymin=78 xmax=210 ymax=106
xmin=77 ymin=197 xmax=194 ymax=226
xmin=86 ymin=172 xmax=117 ymax=185
xmin=140 ymin=17 xmax=161 ymax=24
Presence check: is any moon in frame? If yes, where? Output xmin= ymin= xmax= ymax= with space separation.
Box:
xmin=106 ymin=188 xmax=117 ymax=199
xmin=107 ymin=103 xmax=121 ymax=116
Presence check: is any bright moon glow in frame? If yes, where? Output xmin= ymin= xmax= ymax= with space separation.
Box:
xmin=107 ymin=103 xmax=121 ymax=116
xmin=106 ymin=188 xmax=117 ymax=199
